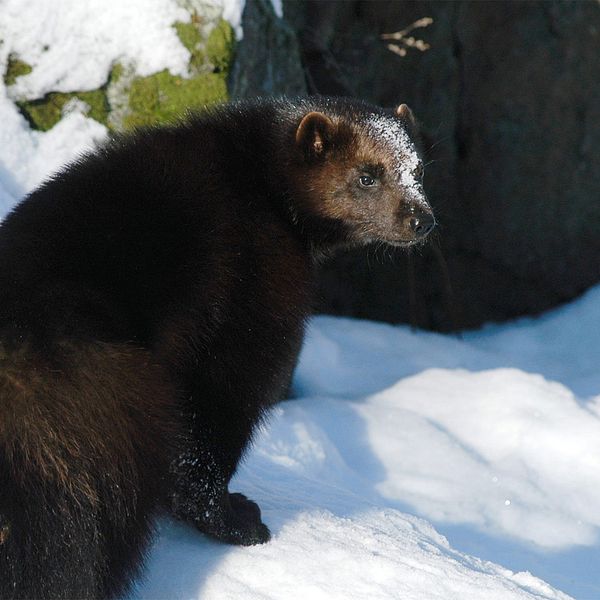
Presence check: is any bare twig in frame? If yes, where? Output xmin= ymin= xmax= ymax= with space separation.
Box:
xmin=382 ymin=17 xmax=434 ymax=57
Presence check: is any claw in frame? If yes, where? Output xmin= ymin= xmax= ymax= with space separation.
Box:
xmin=194 ymin=491 xmax=270 ymax=546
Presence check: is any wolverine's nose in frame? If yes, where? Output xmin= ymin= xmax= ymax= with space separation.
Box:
xmin=409 ymin=212 xmax=435 ymax=238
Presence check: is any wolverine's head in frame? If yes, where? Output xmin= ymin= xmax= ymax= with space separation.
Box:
xmin=291 ymin=100 xmax=434 ymax=250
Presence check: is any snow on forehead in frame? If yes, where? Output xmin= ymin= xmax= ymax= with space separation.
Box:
xmin=363 ymin=112 xmax=421 ymax=187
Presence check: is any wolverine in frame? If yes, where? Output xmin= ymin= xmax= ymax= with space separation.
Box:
xmin=0 ymin=96 xmax=434 ymax=599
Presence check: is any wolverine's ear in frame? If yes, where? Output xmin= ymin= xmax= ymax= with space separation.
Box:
xmin=396 ymin=103 xmax=417 ymax=129
xmin=296 ymin=112 xmax=335 ymax=160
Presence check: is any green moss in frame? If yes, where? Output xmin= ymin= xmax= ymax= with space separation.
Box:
xmin=109 ymin=63 xmax=124 ymax=85
xmin=174 ymin=20 xmax=206 ymax=73
xmin=174 ymin=20 xmax=203 ymax=54
xmin=3 ymin=55 xmax=33 ymax=86
xmin=205 ymin=18 xmax=235 ymax=73
xmin=17 ymin=89 xmax=110 ymax=132
xmin=174 ymin=16 xmax=234 ymax=74
xmin=118 ymin=17 xmax=235 ymax=130
xmin=122 ymin=68 xmax=227 ymax=130
xmin=12 ymin=14 xmax=235 ymax=132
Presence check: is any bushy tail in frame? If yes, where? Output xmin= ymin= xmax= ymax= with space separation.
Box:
xmin=0 ymin=455 xmax=107 ymax=599
xmin=0 ymin=340 xmax=176 ymax=599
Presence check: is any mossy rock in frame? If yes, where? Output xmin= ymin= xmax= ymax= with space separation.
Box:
xmin=6 ymin=14 xmax=234 ymax=133
xmin=3 ymin=55 xmax=33 ymax=86
xmin=205 ymin=18 xmax=236 ymax=73
xmin=116 ymin=18 xmax=234 ymax=130
xmin=121 ymin=67 xmax=228 ymax=130
xmin=5 ymin=54 xmax=108 ymax=131
xmin=18 ymin=89 xmax=110 ymax=132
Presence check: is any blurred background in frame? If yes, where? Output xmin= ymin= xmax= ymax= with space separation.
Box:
xmin=3 ymin=0 xmax=600 ymax=332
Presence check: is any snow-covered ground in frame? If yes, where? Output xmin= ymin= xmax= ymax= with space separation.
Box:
xmin=1 ymin=3 xmax=599 ymax=599
xmin=131 ymin=299 xmax=600 ymax=600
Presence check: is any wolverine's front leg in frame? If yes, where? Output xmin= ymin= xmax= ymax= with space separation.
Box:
xmin=170 ymin=403 xmax=270 ymax=545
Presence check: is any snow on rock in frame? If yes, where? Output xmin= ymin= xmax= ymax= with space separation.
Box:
xmin=0 ymin=0 xmax=246 ymax=102
xmin=0 ymin=0 xmax=246 ymax=100
xmin=219 ymin=0 xmax=246 ymax=39
xmin=0 ymin=0 xmax=246 ymax=217
xmin=0 ymin=88 xmax=106 ymax=216
xmin=0 ymin=0 xmax=191 ymax=98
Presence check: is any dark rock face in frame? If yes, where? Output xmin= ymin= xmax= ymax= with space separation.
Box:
xmin=229 ymin=0 xmax=306 ymax=98
xmin=455 ymin=2 xmax=600 ymax=302
xmin=237 ymin=0 xmax=600 ymax=330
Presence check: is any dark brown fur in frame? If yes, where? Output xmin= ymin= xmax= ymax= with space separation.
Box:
xmin=0 ymin=340 xmax=175 ymax=599
xmin=0 ymin=96 xmax=433 ymax=599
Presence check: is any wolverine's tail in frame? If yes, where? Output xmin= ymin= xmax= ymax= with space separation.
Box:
xmin=0 ymin=339 xmax=176 ymax=599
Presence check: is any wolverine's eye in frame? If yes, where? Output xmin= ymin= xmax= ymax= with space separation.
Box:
xmin=359 ymin=175 xmax=376 ymax=187
xmin=412 ymin=163 xmax=424 ymax=180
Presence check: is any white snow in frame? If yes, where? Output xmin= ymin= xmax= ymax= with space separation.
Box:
xmin=137 ymin=511 xmax=570 ymax=600
xmin=0 ymin=0 xmax=245 ymax=214
xmin=362 ymin=368 xmax=600 ymax=549
xmin=0 ymin=0 xmax=191 ymax=99
xmin=219 ymin=0 xmax=246 ymax=38
xmin=0 ymin=86 xmax=107 ymax=216
xmin=2 ymin=4 xmax=600 ymax=599
xmin=364 ymin=113 xmax=427 ymax=207
xmin=130 ymin=297 xmax=600 ymax=599
xmin=270 ymin=0 xmax=284 ymax=19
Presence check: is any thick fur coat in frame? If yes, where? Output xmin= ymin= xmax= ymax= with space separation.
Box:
xmin=0 ymin=97 xmax=433 ymax=599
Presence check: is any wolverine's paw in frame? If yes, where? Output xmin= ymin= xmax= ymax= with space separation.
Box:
xmin=229 ymin=492 xmax=262 ymax=522
xmin=199 ymin=492 xmax=271 ymax=546
xmin=221 ymin=492 xmax=271 ymax=545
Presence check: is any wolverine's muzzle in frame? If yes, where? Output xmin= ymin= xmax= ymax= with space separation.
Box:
xmin=408 ymin=210 xmax=435 ymax=239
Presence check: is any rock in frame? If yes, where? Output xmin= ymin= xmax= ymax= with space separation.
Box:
xmin=3 ymin=55 xmax=33 ymax=86
xmin=5 ymin=3 xmax=235 ymax=132
xmin=229 ymin=0 xmax=306 ymax=98
xmin=288 ymin=0 xmax=600 ymax=330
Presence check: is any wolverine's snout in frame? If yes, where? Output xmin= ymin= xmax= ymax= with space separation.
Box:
xmin=399 ymin=198 xmax=435 ymax=242
xmin=408 ymin=210 xmax=435 ymax=239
